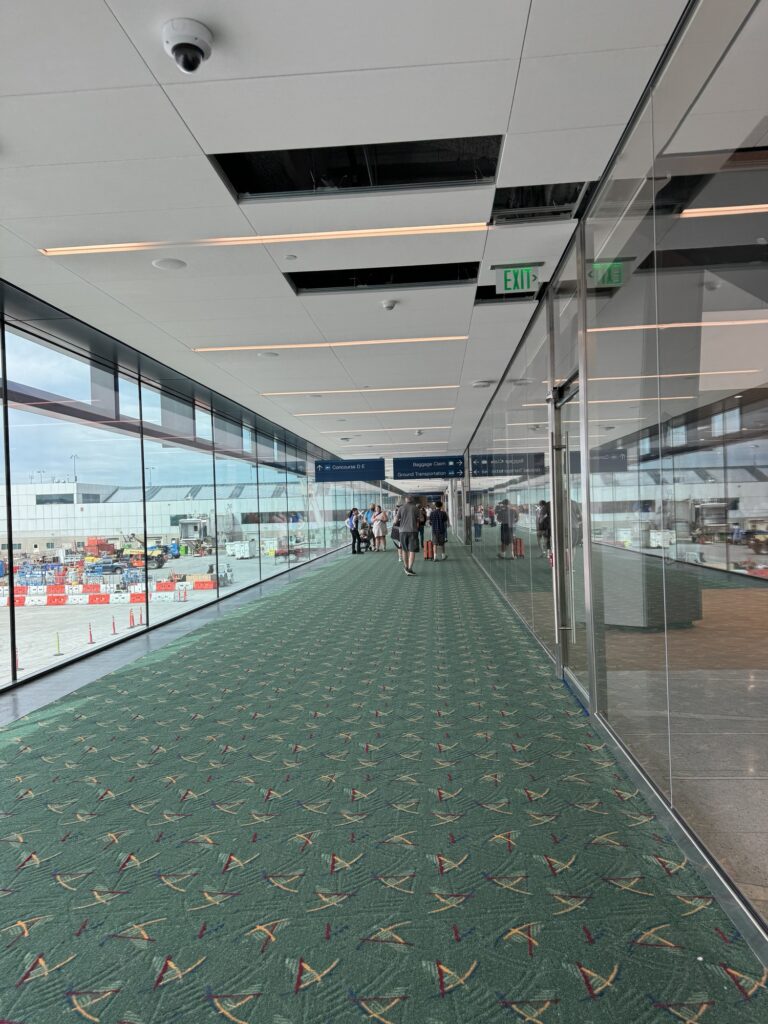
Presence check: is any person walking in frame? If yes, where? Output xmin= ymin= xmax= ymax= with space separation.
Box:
xmin=346 ymin=508 xmax=361 ymax=554
xmin=372 ymin=504 xmax=388 ymax=551
xmin=391 ymin=503 xmax=403 ymax=562
xmin=364 ymin=504 xmax=376 ymax=551
xmin=473 ymin=506 xmax=484 ymax=542
xmin=431 ymin=500 xmax=450 ymax=560
xmin=496 ymin=499 xmax=518 ymax=559
xmin=535 ymin=499 xmax=551 ymax=557
xmin=393 ymin=495 xmax=420 ymax=576
xmin=417 ymin=499 xmax=427 ymax=549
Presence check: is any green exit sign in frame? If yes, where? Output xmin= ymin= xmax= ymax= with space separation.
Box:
xmin=495 ymin=265 xmax=541 ymax=294
xmin=588 ymin=261 xmax=624 ymax=287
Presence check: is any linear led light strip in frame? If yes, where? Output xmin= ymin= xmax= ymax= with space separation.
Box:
xmin=549 ymin=369 xmax=760 ymax=383
xmin=194 ymin=335 xmax=467 ymax=352
xmin=264 ymin=385 xmax=460 ymax=396
xmin=680 ymin=203 xmax=768 ymax=218
xmin=39 ymin=222 xmax=488 ymax=257
xmin=523 ymin=396 xmax=694 ymax=407
xmin=589 ymin=318 xmax=768 ymax=333
xmin=296 ymin=406 xmax=455 ymax=417
xmin=321 ymin=426 xmax=452 ymax=434
xmin=339 ymin=441 xmax=450 ymax=448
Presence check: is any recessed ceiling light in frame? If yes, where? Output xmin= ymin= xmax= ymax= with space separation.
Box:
xmin=256 ymin=351 xmax=280 ymax=358
xmin=320 ymin=425 xmax=452 ymax=433
xmin=308 ymin=393 xmax=323 ymax=398
xmin=589 ymin=318 xmax=768 ymax=333
xmin=193 ymin=335 xmax=467 ymax=353
xmin=151 ymin=257 xmax=187 ymax=270
xmin=40 ymin=222 xmax=488 ymax=257
xmin=507 ymin=377 xmax=534 ymax=385
xmin=472 ymin=380 xmax=495 ymax=389
xmin=285 ymin=254 xmax=298 ymax=260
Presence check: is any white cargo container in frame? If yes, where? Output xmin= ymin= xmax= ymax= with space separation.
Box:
xmin=225 ymin=540 xmax=259 ymax=560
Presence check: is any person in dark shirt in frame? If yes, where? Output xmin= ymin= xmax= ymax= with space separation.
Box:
xmin=430 ymin=500 xmax=450 ymax=560
xmin=496 ymin=499 xmax=518 ymax=559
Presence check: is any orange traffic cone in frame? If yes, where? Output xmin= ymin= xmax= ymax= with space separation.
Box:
xmin=129 ymin=609 xmax=136 ymax=628
xmin=138 ymin=607 xmax=144 ymax=626
xmin=111 ymin=615 xmax=117 ymax=635
xmin=87 ymin=623 xmax=95 ymax=645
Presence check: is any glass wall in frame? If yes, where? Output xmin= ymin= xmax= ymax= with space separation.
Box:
xmin=0 ymin=284 xmax=394 ymax=689
xmin=468 ymin=0 xmax=768 ymax=926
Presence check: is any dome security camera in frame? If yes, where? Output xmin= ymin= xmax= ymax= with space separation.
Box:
xmin=162 ymin=19 xmax=213 ymax=74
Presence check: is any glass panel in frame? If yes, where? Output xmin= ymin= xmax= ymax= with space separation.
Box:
xmin=257 ymin=430 xmax=288 ymax=578
xmin=142 ymin=384 xmax=217 ymax=624
xmin=553 ymin=249 xmax=588 ymax=682
xmin=583 ymin=90 xmax=673 ymax=793
xmin=7 ymin=332 xmax=147 ymax=676
xmin=213 ymin=411 xmax=261 ymax=593
xmin=286 ymin=445 xmax=310 ymax=565
xmin=651 ymin=0 xmax=768 ymax=919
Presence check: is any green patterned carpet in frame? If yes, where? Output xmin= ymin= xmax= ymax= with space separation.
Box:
xmin=0 ymin=546 xmax=765 ymax=1023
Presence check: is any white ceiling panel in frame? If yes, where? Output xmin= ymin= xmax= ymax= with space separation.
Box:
xmin=107 ymin=0 xmax=529 ymax=82
xmin=209 ymin=349 xmax=358 ymax=393
xmin=508 ymin=48 xmax=661 ymax=134
xmin=166 ymin=62 xmax=517 ymax=154
xmin=0 ymin=257 xmax=85 ymax=289
xmin=463 ymin=301 xmax=537 ymax=381
xmin=0 ymin=157 xmax=232 ymax=220
xmin=0 ymin=88 xmax=199 ymax=169
xmin=300 ymin=284 xmax=476 ymax=340
xmin=332 ymin=338 xmax=467 ymax=382
xmin=265 ymin=230 xmax=487 ymax=274
xmin=101 ymin=272 xmax=294 ymax=304
xmin=3 ymin=206 xmax=251 ymax=251
xmin=241 ymin=186 xmax=495 ymax=235
xmin=497 ymin=125 xmax=622 ymax=187
xmin=43 ymin=242 xmax=282 ymax=285
xmin=0 ymin=0 xmax=154 ymax=96
xmin=157 ymin=307 xmax=326 ymax=345
xmin=523 ymin=0 xmax=687 ymax=57
xmin=479 ymin=222 xmax=577 ymax=286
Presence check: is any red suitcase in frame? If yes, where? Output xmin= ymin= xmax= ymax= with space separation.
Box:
xmin=424 ymin=540 xmax=434 ymax=560
xmin=514 ymin=537 xmax=524 ymax=558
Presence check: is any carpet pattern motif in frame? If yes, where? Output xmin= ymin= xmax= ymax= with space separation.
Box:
xmin=0 ymin=548 xmax=765 ymax=1023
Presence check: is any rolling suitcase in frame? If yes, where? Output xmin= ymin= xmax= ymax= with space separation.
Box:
xmin=424 ymin=540 xmax=434 ymax=560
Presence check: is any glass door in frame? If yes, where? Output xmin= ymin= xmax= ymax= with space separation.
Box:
xmin=553 ymin=382 xmax=589 ymax=691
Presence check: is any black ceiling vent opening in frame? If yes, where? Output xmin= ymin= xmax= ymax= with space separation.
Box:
xmin=492 ymin=182 xmax=591 ymax=223
xmin=211 ymin=136 xmax=502 ymax=200
xmin=286 ymin=262 xmax=479 ymax=293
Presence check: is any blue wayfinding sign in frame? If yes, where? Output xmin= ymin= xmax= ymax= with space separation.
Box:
xmin=471 ymin=453 xmax=545 ymax=477
xmin=315 ymin=458 xmax=385 ymax=482
xmin=392 ymin=456 xmax=465 ymax=480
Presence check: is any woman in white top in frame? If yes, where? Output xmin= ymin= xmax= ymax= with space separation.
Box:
xmin=372 ymin=505 xmax=389 ymax=551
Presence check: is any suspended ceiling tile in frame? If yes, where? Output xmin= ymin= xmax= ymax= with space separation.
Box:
xmin=523 ymin=0 xmax=687 ymax=57
xmin=266 ymin=230 xmax=486 ymax=274
xmin=5 ymin=206 xmax=252 ymax=251
xmin=0 ymin=157 xmax=232 ymax=220
xmin=166 ymin=62 xmax=517 ymax=153
xmin=107 ymin=0 xmax=529 ymax=82
xmin=157 ymin=306 xmax=327 ymax=345
xmin=41 ymin=242 xmax=283 ymax=286
xmin=299 ymin=283 xmax=476 ymax=340
xmin=0 ymin=0 xmax=154 ymax=96
xmin=241 ymin=186 xmax=495 ymax=235
xmin=479 ymin=221 xmax=577 ymax=286
xmin=497 ymin=124 xmax=622 ymax=187
xmin=0 ymin=88 xmax=198 ymax=169
xmin=508 ymin=48 xmax=661 ymax=134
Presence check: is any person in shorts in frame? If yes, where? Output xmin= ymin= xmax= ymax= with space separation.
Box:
xmin=496 ymin=499 xmax=517 ymax=559
xmin=393 ymin=495 xmax=420 ymax=576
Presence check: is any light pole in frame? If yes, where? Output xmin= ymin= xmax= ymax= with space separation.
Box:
xmin=146 ymin=466 xmax=157 ymax=487
xmin=70 ymin=454 xmax=78 ymax=483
